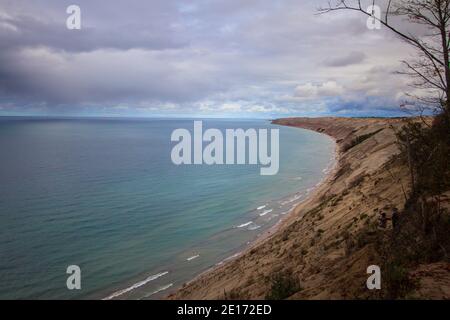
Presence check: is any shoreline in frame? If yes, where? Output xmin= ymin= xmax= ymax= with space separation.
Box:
xmin=167 ymin=121 xmax=340 ymax=299
xmin=224 ymin=132 xmax=339 ymax=261
xmin=185 ymin=136 xmax=339 ymax=288
xmin=99 ymin=121 xmax=336 ymax=300
xmin=170 ymin=117 xmax=409 ymax=300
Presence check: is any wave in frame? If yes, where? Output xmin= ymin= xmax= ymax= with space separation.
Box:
xmin=248 ymin=224 xmax=261 ymax=231
xmin=186 ymin=254 xmax=200 ymax=261
xmin=217 ymin=251 xmax=242 ymax=266
xmin=236 ymin=221 xmax=253 ymax=228
xmin=103 ymin=271 xmax=169 ymax=300
xmin=257 ymin=205 xmax=267 ymax=210
xmin=280 ymin=193 xmax=303 ymax=205
xmin=259 ymin=209 xmax=273 ymax=217
xmin=224 ymin=252 xmax=241 ymax=261
xmin=140 ymin=283 xmax=173 ymax=299
xmin=142 ymin=283 xmax=174 ymax=299
xmin=263 ymin=214 xmax=277 ymax=222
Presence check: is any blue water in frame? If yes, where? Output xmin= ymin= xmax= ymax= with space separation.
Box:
xmin=0 ymin=117 xmax=335 ymax=299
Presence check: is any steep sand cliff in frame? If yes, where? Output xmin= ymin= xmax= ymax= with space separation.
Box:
xmin=170 ymin=117 xmax=449 ymax=299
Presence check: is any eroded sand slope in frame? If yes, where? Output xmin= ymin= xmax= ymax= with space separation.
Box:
xmin=170 ymin=117 xmax=449 ymax=299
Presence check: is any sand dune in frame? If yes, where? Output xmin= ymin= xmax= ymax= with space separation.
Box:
xmin=170 ymin=117 xmax=449 ymax=300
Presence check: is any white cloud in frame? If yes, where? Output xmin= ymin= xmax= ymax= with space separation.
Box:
xmin=220 ymin=103 xmax=242 ymax=112
xmin=294 ymin=81 xmax=344 ymax=99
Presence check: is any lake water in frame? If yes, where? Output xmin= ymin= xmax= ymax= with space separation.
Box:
xmin=0 ymin=117 xmax=335 ymax=299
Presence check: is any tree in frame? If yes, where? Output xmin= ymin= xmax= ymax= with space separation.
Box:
xmin=318 ymin=0 xmax=450 ymax=119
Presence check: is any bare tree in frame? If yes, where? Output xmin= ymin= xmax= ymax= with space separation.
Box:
xmin=318 ymin=0 xmax=450 ymax=119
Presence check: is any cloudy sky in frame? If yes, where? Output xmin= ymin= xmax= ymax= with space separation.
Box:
xmin=0 ymin=0 xmax=416 ymax=118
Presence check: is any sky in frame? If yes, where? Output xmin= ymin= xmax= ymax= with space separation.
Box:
xmin=0 ymin=0 xmax=419 ymax=118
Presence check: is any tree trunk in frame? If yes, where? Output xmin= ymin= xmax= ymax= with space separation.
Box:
xmin=406 ymin=134 xmax=416 ymax=194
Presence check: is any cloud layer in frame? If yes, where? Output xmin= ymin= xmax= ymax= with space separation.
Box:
xmin=0 ymin=0 xmax=415 ymax=117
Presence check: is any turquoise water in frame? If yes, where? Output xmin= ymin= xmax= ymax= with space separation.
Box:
xmin=0 ymin=117 xmax=335 ymax=299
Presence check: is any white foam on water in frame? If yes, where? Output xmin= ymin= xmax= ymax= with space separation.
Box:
xmin=186 ymin=254 xmax=200 ymax=261
xmin=257 ymin=205 xmax=267 ymax=210
xmin=153 ymin=283 xmax=173 ymax=295
xmin=263 ymin=214 xmax=277 ymax=222
xmin=224 ymin=252 xmax=241 ymax=261
xmin=103 ymin=271 xmax=169 ymax=300
xmin=216 ymin=252 xmax=241 ymax=266
xmin=281 ymin=193 xmax=303 ymax=205
xmin=248 ymin=225 xmax=261 ymax=231
xmin=141 ymin=283 xmax=174 ymax=299
xmin=259 ymin=209 xmax=273 ymax=217
xmin=236 ymin=221 xmax=253 ymax=228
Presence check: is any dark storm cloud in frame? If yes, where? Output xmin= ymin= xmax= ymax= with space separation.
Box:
xmin=0 ymin=0 xmax=188 ymax=52
xmin=0 ymin=0 xmax=416 ymax=116
xmin=325 ymin=51 xmax=366 ymax=67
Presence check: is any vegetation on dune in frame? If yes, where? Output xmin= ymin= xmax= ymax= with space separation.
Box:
xmin=381 ymin=114 xmax=450 ymax=298
xmin=320 ymin=0 xmax=450 ymax=299
xmin=265 ymin=269 xmax=302 ymax=300
xmin=342 ymin=129 xmax=384 ymax=152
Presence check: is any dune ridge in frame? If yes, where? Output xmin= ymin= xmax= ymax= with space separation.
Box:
xmin=170 ymin=117 xmax=449 ymax=299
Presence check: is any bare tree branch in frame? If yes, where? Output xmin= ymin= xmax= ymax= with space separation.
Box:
xmin=318 ymin=0 xmax=450 ymax=117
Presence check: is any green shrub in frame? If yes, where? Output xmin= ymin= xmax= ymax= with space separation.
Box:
xmin=343 ymin=129 xmax=384 ymax=152
xmin=383 ymin=262 xmax=415 ymax=299
xmin=223 ymin=288 xmax=247 ymax=300
xmin=265 ymin=270 xmax=301 ymax=300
